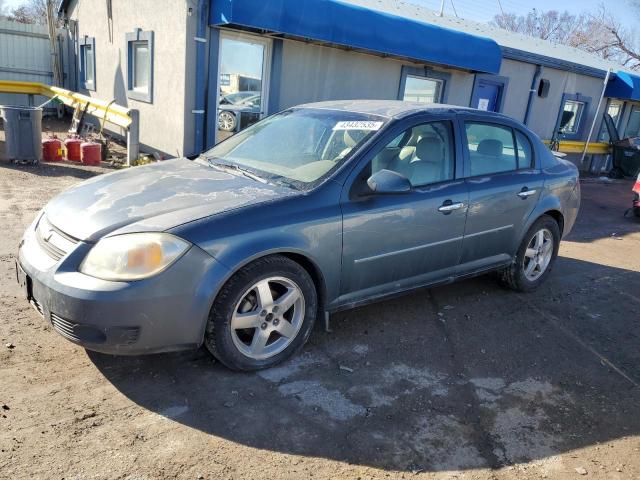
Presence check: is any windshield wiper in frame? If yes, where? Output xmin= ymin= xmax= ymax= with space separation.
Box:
xmin=207 ymin=158 xmax=267 ymax=184
xmin=268 ymin=175 xmax=300 ymax=191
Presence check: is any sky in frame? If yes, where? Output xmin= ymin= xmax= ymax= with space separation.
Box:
xmin=410 ymin=0 xmax=636 ymax=29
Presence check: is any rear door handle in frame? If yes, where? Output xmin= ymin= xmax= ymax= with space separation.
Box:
xmin=518 ymin=188 xmax=537 ymax=199
xmin=438 ymin=201 xmax=465 ymax=213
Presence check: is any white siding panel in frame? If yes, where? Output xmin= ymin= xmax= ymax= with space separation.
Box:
xmin=0 ymin=19 xmax=68 ymax=108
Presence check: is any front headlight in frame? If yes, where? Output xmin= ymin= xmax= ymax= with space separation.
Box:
xmin=80 ymin=233 xmax=191 ymax=281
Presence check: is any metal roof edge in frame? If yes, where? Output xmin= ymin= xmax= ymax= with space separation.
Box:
xmin=501 ymin=47 xmax=608 ymax=79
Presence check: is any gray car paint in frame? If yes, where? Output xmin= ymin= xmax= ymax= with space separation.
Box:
xmin=44 ymin=158 xmax=297 ymax=241
xmin=18 ymin=101 xmax=580 ymax=355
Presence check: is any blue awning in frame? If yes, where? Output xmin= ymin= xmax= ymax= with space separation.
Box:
xmin=605 ymin=71 xmax=640 ymax=101
xmin=210 ymin=0 xmax=502 ymax=74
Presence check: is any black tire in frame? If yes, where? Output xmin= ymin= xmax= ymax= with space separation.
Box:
xmin=204 ymin=255 xmax=317 ymax=371
xmin=608 ymin=167 xmax=624 ymax=179
xmin=498 ymin=215 xmax=561 ymax=292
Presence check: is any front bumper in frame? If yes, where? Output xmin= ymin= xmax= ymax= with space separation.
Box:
xmin=18 ymin=223 xmax=229 ymax=355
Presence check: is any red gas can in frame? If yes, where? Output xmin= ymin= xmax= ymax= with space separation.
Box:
xmin=42 ymin=135 xmax=63 ymax=162
xmin=64 ymin=135 xmax=82 ymax=162
xmin=81 ymin=139 xmax=102 ymax=166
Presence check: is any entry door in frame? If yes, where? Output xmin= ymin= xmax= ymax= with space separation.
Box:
xmin=215 ymin=32 xmax=271 ymax=144
xmin=339 ymin=118 xmax=468 ymax=304
xmin=474 ymin=81 xmax=500 ymax=112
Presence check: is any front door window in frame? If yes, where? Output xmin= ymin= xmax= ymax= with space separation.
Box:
xmin=216 ymin=34 xmax=270 ymax=144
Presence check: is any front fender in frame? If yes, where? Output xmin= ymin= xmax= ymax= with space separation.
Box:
xmin=169 ymin=185 xmax=344 ymax=309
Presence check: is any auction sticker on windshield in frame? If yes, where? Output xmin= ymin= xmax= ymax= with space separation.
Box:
xmin=333 ymin=121 xmax=384 ymax=131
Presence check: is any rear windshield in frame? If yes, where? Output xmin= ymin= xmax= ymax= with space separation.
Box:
xmin=202 ymin=108 xmax=388 ymax=189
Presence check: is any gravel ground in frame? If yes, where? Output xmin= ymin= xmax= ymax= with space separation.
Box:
xmin=1 ymin=156 xmax=639 ymax=480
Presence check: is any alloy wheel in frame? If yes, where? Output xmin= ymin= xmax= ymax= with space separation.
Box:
xmin=523 ymin=228 xmax=554 ymax=281
xmin=218 ymin=111 xmax=235 ymax=131
xmin=230 ymin=276 xmax=305 ymax=360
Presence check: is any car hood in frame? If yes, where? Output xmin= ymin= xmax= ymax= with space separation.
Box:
xmin=45 ymin=158 xmax=295 ymax=241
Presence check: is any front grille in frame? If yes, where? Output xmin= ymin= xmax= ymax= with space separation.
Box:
xmin=50 ymin=313 xmax=139 ymax=346
xmin=50 ymin=313 xmax=80 ymax=342
xmin=36 ymin=215 xmax=79 ymax=261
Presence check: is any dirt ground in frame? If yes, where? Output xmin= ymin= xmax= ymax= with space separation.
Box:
xmin=1 ymin=151 xmax=639 ymax=479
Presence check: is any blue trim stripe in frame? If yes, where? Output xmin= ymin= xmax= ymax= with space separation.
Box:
xmin=209 ymin=0 xmax=502 ymax=74
xmin=605 ymin=71 xmax=640 ymax=101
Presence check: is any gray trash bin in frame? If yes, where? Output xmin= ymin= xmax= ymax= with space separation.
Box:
xmin=0 ymin=105 xmax=43 ymax=163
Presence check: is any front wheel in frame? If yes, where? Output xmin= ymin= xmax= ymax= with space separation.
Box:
xmin=204 ymin=255 xmax=317 ymax=371
xmin=498 ymin=215 xmax=560 ymax=292
xmin=218 ymin=111 xmax=237 ymax=132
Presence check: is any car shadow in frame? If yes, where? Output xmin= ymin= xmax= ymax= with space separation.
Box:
xmin=88 ymin=255 xmax=640 ymax=473
xmin=567 ymin=178 xmax=639 ymax=243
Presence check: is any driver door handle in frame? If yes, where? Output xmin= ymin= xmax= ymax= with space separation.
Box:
xmin=518 ymin=188 xmax=537 ymax=199
xmin=438 ymin=201 xmax=465 ymax=213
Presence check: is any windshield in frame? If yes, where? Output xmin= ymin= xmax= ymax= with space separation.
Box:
xmin=202 ymin=108 xmax=387 ymax=188
xmin=221 ymin=92 xmax=259 ymax=105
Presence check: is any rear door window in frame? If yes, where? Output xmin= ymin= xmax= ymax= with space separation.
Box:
xmin=465 ymin=122 xmax=517 ymax=176
xmin=514 ymin=130 xmax=534 ymax=169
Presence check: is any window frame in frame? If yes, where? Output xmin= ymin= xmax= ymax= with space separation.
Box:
xmin=598 ymin=99 xmax=625 ymax=142
xmin=555 ymin=93 xmax=591 ymax=141
xmin=126 ymin=29 xmax=154 ymax=103
xmin=624 ymin=104 xmax=640 ymax=138
xmin=78 ymin=36 xmax=96 ymax=91
xmin=461 ymin=119 xmax=535 ymax=178
xmin=398 ymin=66 xmax=451 ymax=104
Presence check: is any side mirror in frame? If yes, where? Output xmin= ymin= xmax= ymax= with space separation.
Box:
xmin=367 ymin=169 xmax=412 ymax=194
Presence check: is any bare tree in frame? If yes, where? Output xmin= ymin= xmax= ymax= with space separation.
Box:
xmin=491 ymin=9 xmax=590 ymax=46
xmin=7 ymin=0 xmax=54 ymax=24
xmin=491 ymin=6 xmax=640 ymax=70
xmin=581 ymin=6 xmax=640 ymax=69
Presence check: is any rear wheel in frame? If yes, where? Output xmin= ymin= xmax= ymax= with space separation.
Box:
xmin=499 ymin=215 xmax=560 ymax=292
xmin=204 ymin=255 xmax=317 ymax=371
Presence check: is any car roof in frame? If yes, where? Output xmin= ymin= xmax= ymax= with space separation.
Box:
xmin=295 ymin=99 xmax=512 ymax=121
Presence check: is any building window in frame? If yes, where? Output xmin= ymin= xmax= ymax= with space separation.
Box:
xmin=598 ymin=100 xmax=624 ymax=142
xmin=403 ymin=76 xmax=443 ymax=103
xmin=79 ymin=36 xmax=96 ymax=91
xmin=555 ymin=93 xmax=591 ymax=140
xmin=126 ymin=29 xmax=154 ymax=102
xmin=561 ymin=100 xmax=585 ymax=134
xmin=398 ymin=66 xmax=450 ymax=104
xmin=625 ymin=105 xmax=640 ymax=138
